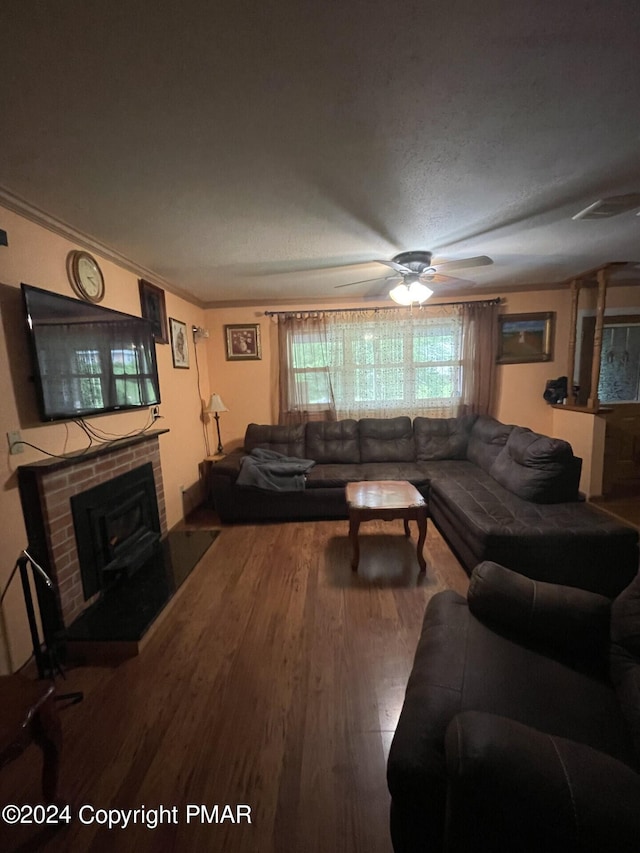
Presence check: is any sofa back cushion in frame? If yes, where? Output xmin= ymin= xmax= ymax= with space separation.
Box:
xmin=612 ymin=572 xmax=640 ymax=658
xmin=244 ymin=423 xmax=306 ymax=458
xmin=305 ymin=420 xmax=360 ymax=463
xmin=610 ymin=572 xmax=640 ymax=764
xmin=359 ymin=416 xmax=414 ymax=462
xmin=489 ymin=426 xmax=581 ymax=503
xmin=414 ymin=415 xmax=477 ymax=461
xmin=466 ymin=416 xmax=513 ymax=473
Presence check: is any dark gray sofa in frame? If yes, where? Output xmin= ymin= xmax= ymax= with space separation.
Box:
xmin=387 ymin=561 xmax=640 ymax=852
xmin=210 ymin=414 xmax=639 ymax=597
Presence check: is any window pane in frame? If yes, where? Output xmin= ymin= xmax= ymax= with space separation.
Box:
xmin=598 ymin=325 xmax=640 ymax=402
xmin=414 ymin=331 xmax=456 ymax=362
xmin=352 ymin=338 xmax=374 ymax=365
xmin=292 ymin=340 xmax=327 ymax=368
xmin=355 ymin=367 xmax=403 ymax=401
xmin=415 ymin=366 xmax=460 ymax=400
xmin=294 ymin=371 xmax=332 ymax=405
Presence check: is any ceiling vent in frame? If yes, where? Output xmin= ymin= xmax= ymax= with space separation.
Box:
xmin=573 ymin=194 xmax=640 ymax=220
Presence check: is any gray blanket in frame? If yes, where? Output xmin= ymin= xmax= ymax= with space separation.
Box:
xmin=236 ymin=448 xmax=316 ymax=491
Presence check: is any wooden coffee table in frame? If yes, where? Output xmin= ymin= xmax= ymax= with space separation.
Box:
xmin=345 ymin=480 xmax=428 ymax=573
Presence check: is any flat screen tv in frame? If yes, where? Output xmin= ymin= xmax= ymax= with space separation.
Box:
xmin=21 ymin=283 xmax=161 ymax=422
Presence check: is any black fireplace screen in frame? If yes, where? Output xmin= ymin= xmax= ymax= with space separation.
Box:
xmin=71 ymin=463 xmax=161 ymax=599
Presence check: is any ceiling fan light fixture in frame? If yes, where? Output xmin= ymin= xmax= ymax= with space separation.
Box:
xmin=389 ymin=281 xmax=433 ymax=305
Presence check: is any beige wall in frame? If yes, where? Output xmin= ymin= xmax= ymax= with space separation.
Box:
xmin=493 ymin=288 xmax=571 ymax=435
xmin=0 ymin=206 xmax=211 ymax=672
xmin=552 ymin=408 xmax=607 ymax=496
xmin=205 ymin=289 xmax=574 ymax=443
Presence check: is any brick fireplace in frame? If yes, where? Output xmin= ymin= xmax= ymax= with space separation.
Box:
xmin=17 ymin=430 xmax=168 ymax=631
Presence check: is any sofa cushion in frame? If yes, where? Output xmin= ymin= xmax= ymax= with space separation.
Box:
xmin=413 ymin=415 xmax=477 ymax=461
xmin=304 ymin=463 xmax=365 ymax=488
xmin=611 ymin=571 xmax=640 ymax=658
xmin=426 ymin=461 xmax=638 ymax=597
xmin=305 ymin=461 xmax=430 ymax=489
xmin=305 ymin=419 xmax=360 ymax=463
xmin=611 ymin=572 xmax=640 ymax=763
xmin=489 ymin=426 xmax=581 ymax=503
xmin=468 ymin=561 xmax=612 ymax=666
xmin=466 ymin=415 xmax=513 ymax=473
xmin=610 ymin=646 xmax=640 ymax=766
xmin=359 ymin=416 xmax=414 ymax=463
xmin=244 ymin=423 xmax=306 ymax=458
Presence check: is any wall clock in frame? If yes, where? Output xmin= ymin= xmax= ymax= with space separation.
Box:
xmin=67 ymin=250 xmax=105 ymax=303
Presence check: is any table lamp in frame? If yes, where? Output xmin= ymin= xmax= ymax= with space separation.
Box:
xmin=206 ymin=393 xmax=229 ymax=454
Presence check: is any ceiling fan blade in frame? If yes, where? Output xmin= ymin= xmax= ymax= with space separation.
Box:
xmin=334 ymin=274 xmax=399 ymax=289
xmin=421 ymin=272 xmax=475 ymax=287
xmin=249 ymin=258 xmax=389 ymax=277
xmin=375 ymin=259 xmax=412 ymax=274
xmin=432 ymin=255 xmax=493 ymax=272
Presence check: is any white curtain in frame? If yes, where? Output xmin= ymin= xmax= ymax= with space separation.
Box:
xmin=323 ymin=305 xmax=464 ymax=420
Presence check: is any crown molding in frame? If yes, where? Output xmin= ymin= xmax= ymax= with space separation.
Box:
xmin=0 ymin=186 xmax=204 ymax=308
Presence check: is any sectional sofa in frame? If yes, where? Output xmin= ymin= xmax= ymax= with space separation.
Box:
xmin=209 ymin=414 xmax=639 ymax=597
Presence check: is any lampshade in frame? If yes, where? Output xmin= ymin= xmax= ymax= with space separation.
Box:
xmin=206 ymin=393 xmax=228 ymax=413
xmin=389 ymin=281 xmax=434 ymax=305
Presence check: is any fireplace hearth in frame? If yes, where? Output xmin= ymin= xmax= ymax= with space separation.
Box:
xmin=65 ymin=527 xmax=218 ymax=654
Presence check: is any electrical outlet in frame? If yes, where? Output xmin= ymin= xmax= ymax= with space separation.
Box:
xmin=7 ymin=430 xmax=24 ymax=455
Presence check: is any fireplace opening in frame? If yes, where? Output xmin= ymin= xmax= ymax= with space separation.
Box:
xmin=71 ymin=463 xmax=161 ymax=600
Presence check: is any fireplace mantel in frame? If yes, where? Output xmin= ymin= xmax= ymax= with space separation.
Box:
xmin=17 ymin=428 xmax=170 ymax=474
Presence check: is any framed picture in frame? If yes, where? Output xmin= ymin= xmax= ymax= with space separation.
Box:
xmin=169 ymin=318 xmax=190 ymax=368
xmin=497 ymin=312 xmax=555 ymax=364
xmin=224 ymin=324 xmax=262 ymax=361
xmin=138 ymin=279 xmax=168 ymax=344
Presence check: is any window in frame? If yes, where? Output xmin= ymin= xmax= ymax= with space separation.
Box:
xmin=285 ymin=311 xmax=465 ymax=420
xmin=598 ymin=323 xmax=640 ymax=402
xmin=576 ymin=314 xmax=640 ymax=405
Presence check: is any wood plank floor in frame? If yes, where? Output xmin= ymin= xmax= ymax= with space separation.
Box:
xmin=590 ymin=494 xmax=640 ymax=529
xmin=0 ymin=514 xmax=468 ymax=853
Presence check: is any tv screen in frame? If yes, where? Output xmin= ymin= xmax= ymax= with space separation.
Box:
xmin=21 ymin=283 xmax=161 ymax=422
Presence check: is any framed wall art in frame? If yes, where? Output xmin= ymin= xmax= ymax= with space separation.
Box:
xmin=139 ymin=279 xmax=168 ymax=344
xmin=497 ymin=312 xmax=555 ymax=364
xmin=224 ymin=324 xmax=262 ymax=361
xmin=169 ymin=317 xmax=190 ymax=368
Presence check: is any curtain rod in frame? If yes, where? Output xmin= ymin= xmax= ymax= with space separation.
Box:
xmin=264 ymin=297 xmax=501 ymax=316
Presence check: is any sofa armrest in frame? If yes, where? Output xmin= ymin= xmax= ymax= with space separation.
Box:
xmin=467 ymin=561 xmax=611 ymax=665
xmin=445 ymin=711 xmax=640 ymax=853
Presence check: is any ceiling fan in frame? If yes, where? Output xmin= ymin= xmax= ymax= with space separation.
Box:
xmin=334 ymin=251 xmax=493 ymax=304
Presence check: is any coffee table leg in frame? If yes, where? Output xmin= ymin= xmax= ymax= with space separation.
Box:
xmin=416 ymin=510 xmax=428 ymax=573
xmin=349 ymin=513 xmax=360 ymax=570
xmin=403 ymin=519 xmax=410 ymax=537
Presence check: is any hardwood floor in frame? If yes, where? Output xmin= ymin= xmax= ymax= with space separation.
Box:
xmin=0 ymin=514 xmax=468 ymax=853
xmin=590 ymin=493 xmax=640 ymax=529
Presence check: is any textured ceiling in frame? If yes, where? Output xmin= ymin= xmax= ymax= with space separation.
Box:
xmin=1 ymin=1 xmax=640 ymax=305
